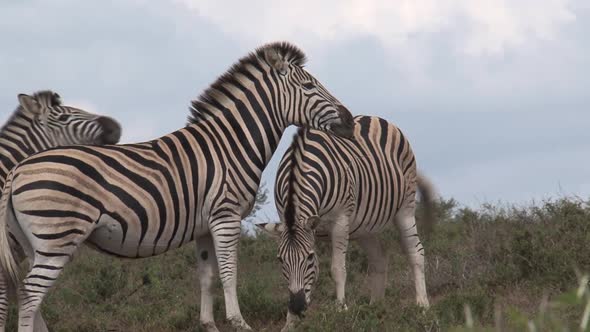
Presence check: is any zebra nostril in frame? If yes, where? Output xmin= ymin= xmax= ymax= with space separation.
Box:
xmin=97 ymin=116 xmax=122 ymax=144
xmin=289 ymin=290 xmax=307 ymax=316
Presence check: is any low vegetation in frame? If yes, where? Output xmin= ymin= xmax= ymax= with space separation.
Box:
xmin=6 ymin=197 xmax=590 ymax=331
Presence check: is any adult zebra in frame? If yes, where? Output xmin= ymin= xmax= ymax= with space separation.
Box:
xmin=258 ymin=116 xmax=436 ymax=331
xmin=0 ymin=42 xmax=354 ymax=332
xmin=0 ymin=90 xmax=121 ymax=331
xmin=0 ymin=91 xmax=122 ymax=329
xmin=0 ymin=91 xmax=121 ymax=190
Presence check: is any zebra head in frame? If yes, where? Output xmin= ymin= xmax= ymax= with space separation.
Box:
xmin=257 ymin=216 xmax=321 ymax=316
xmin=17 ymin=91 xmax=121 ymax=146
xmin=261 ymin=42 xmax=355 ymax=138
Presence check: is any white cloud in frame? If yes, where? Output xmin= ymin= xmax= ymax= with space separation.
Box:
xmin=175 ymin=0 xmax=575 ymax=56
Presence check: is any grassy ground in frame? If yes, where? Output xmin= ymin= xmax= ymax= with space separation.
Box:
xmin=6 ymin=197 xmax=590 ymax=331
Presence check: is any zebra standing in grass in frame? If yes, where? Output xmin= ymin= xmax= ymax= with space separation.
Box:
xmin=258 ymin=116 xmax=436 ymax=331
xmin=0 ymin=42 xmax=354 ymax=332
xmin=0 ymin=90 xmax=121 ymax=332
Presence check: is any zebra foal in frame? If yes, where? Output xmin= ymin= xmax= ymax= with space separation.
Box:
xmin=0 ymin=42 xmax=354 ymax=332
xmin=259 ymin=116 xmax=436 ymax=331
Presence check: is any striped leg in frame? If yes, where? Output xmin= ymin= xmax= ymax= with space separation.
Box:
xmin=33 ymin=312 xmax=48 ymax=332
xmin=330 ymin=215 xmax=349 ymax=309
xmin=394 ymin=207 xmax=429 ymax=308
xmin=17 ymin=254 xmax=68 ymax=332
xmin=0 ymin=270 xmax=48 ymax=332
xmin=211 ymin=218 xmax=251 ymax=331
xmin=0 ymin=238 xmax=49 ymax=332
xmin=357 ymin=236 xmax=388 ymax=304
xmin=0 ymin=271 xmax=8 ymax=332
xmin=196 ymin=234 xmax=219 ymax=332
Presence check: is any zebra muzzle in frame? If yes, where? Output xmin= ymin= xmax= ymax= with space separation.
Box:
xmin=331 ymin=105 xmax=355 ymax=138
xmin=289 ymin=290 xmax=307 ymax=316
xmin=97 ymin=116 xmax=122 ymax=144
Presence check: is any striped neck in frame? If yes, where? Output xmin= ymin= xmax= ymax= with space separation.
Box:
xmin=285 ymin=170 xmax=323 ymax=233
xmin=189 ymin=73 xmax=288 ymax=196
xmin=191 ymin=68 xmax=289 ymax=172
xmin=0 ymin=110 xmax=50 ymax=188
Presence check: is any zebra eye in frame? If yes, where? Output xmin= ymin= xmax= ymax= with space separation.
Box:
xmin=277 ymin=256 xmax=283 ymax=264
xmin=58 ymin=114 xmax=71 ymax=122
xmin=302 ymin=82 xmax=315 ymax=90
xmin=307 ymin=252 xmax=315 ymax=261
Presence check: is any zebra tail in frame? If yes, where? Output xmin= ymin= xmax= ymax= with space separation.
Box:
xmin=0 ymin=170 xmax=21 ymax=285
xmin=416 ymin=171 xmax=438 ymax=236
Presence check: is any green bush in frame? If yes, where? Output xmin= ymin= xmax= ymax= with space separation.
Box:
xmin=4 ymin=197 xmax=590 ymax=331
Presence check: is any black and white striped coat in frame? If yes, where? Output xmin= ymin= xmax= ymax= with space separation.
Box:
xmin=0 ymin=42 xmax=354 ymax=332
xmin=0 ymin=91 xmax=120 ymax=191
xmin=0 ymin=90 xmax=121 ymax=332
xmin=259 ymin=116 xmax=435 ymax=329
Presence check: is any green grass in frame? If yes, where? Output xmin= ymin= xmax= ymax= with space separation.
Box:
xmin=6 ymin=197 xmax=590 ymax=331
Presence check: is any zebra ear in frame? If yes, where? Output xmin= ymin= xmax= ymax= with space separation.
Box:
xmin=255 ymin=223 xmax=285 ymax=237
xmin=263 ymin=48 xmax=289 ymax=76
xmin=306 ymin=216 xmax=321 ymax=230
xmin=18 ymin=94 xmax=41 ymax=115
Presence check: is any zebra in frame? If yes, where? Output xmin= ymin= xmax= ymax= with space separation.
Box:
xmin=0 ymin=90 xmax=122 ymax=331
xmin=0 ymin=91 xmax=121 ymax=190
xmin=0 ymin=42 xmax=354 ymax=332
xmin=257 ymin=115 xmax=436 ymax=330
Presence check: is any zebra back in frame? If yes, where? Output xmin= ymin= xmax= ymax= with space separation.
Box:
xmin=275 ymin=115 xmax=419 ymax=236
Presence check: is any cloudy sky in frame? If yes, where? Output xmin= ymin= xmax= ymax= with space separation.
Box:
xmin=1 ymin=0 xmax=589 ymax=220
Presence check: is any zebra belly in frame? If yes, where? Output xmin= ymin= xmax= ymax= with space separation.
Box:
xmin=87 ymin=213 xmax=206 ymax=258
xmin=314 ymin=215 xmax=394 ymax=240
xmin=349 ymin=219 xmax=393 ymax=239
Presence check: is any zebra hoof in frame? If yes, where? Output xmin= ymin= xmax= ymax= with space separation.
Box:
xmin=228 ymin=317 xmax=252 ymax=331
xmin=281 ymin=323 xmax=296 ymax=332
xmin=417 ymin=297 xmax=430 ymax=310
xmin=200 ymin=321 xmax=220 ymax=332
xmin=336 ymin=302 xmax=348 ymax=312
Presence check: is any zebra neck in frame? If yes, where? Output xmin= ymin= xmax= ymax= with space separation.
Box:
xmin=0 ymin=116 xmax=48 ymax=188
xmin=196 ymin=95 xmax=286 ymax=169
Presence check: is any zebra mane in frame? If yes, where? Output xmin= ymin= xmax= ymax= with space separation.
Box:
xmin=0 ymin=90 xmax=62 ymax=134
xmin=33 ymin=90 xmax=62 ymax=107
xmin=187 ymin=41 xmax=307 ymax=125
xmin=284 ymin=127 xmax=307 ymax=233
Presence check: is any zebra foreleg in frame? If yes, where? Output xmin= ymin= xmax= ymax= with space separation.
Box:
xmin=196 ymin=234 xmax=220 ymax=332
xmin=357 ymin=236 xmax=388 ymax=304
xmin=394 ymin=208 xmax=429 ymax=308
xmin=281 ymin=311 xmax=300 ymax=332
xmin=330 ymin=215 xmax=350 ymax=310
xmin=211 ymin=218 xmax=252 ymax=331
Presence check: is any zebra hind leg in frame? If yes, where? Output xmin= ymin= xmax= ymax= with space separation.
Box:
xmin=357 ymin=236 xmax=388 ymax=304
xmin=196 ymin=234 xmax=220 ymax=332
xmin=0 ymin=236 xmax=49 ymax=332
xmin=330 ymin=215 xmax=350 ymax=310
xmin=394 ymin=207 xmax=429 ymax=308
xmin=0 ymin=271 xmax=8 ymax=332
xmin=17 ymin=254 xmax=69 ymax=332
